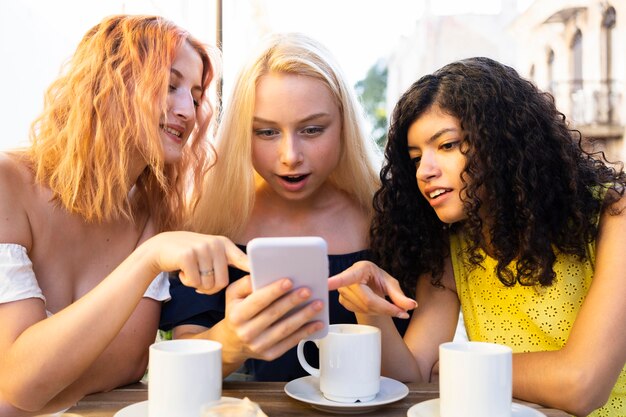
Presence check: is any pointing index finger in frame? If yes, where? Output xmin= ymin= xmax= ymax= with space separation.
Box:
xmin=224 ymin=238 xmax=250 ymax=272
xmin=327 ymin=262 xmax=368 ymax=291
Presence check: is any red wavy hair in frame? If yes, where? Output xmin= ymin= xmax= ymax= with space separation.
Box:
xmin=27 ymin=14 xmax=219 ymax=231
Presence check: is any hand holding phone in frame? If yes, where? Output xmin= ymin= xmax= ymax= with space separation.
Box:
xmin=248 ymin=236 xmax=329 ymax=340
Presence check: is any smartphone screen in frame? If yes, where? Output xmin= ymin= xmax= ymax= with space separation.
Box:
xmin=248 ymin=236 xmax=329 ymax=340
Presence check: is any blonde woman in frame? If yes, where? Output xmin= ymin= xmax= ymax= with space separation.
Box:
xmin=0 ymin=15 xmax=247 ymax=415
xmin=161 ymin=33 xmax=415 ymax=381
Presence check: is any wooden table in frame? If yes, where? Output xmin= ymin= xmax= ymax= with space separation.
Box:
xmin=62 ymin=381 xmax=569 ymax=416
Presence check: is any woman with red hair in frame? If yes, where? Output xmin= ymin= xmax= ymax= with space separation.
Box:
xmin=0 ymin=15 xmax=247 ymax=415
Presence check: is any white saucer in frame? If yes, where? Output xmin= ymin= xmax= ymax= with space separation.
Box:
xmin=407 ymin=398 xmax=547 ymax=417
xmin=113 ymin=397 xmax=237 ymax=417
xmin=284 ymin=376 xmax=408 ymax=414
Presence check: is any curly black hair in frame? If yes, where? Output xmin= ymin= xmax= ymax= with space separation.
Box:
xmin=371 ymin=57 xmax=626 ymax=295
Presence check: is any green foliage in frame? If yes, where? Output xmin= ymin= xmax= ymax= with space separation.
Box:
xmin=158 ymin=329 xmax=173 ymax=341
xmin=355 ymin=60 xmax=388 ymax=148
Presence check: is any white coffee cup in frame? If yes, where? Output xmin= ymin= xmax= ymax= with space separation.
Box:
xmin=297 ymin=323 xmax=381 ymax=403
xmin=148 ymin=339 xmax=222 ymax=417
xmin=439 ymin=341 xmax=512 ymax=417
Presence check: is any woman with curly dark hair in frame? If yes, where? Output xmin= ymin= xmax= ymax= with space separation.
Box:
xmin=329 ymin=57 xmax=626 ymax=416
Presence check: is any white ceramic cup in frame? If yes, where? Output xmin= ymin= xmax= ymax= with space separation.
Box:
xmin=148 ymin=339 xmax=222 ymax=417
xmin=297 ymin=323 xmax=381 ymax=403
xmin=439 ymin=341 xmax=512 ymax=417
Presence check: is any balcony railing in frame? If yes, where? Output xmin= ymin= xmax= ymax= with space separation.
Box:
xmin=548 ymin=80 xmax=624 ymax=133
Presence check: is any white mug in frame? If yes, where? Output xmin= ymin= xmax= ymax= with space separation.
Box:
xmin=297 ymin=323 xmax=381 ymax=403
xmin=148 ymin=339 xmax=222 ymax=417
xmin=439 ymin=341 xmax=512 ymax=417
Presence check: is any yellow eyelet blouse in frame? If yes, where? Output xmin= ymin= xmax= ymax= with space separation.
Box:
xmin=450 ymin=233 xmax=625 ymax=417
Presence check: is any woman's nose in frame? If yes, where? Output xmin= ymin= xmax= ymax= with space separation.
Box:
xmin=279 ymin=134 xmax=303 ymax=167
xmin=416 ymin=152 xmax=440 ymax=181
xmin=169 ymin=90 xmax=196 ymax=121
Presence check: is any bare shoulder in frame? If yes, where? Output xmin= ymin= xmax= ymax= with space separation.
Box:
xmin=336 ymin=192 xmax=370 ymax=229
xmin=607 ymin=188 xmax=626 ymax=213
xmin=0 ymin=152 xmax=35 ymax=248
xmin=0 ymin=152 xmax=30 ymax=183
xmin=325 ymin=190 xmax=370 ymax=253
xmin=417 ymin=256 xmax=457 ymax=296
xmin=593 ymin=191 xmax=626 ymax=281
xmin=599 ymin=190 xmax=626 ymax=230
xmin=136 ymin=215 xmax=157 ymax=248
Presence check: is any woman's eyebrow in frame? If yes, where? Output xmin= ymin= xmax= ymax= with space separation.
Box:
xmin=409 ymin=127 xmax=459 ymax=151
xmin=253 ymin=112 xmax=331 ymax=125
xmin=427 ymin=127 xmax=458 ymax=144
xmin=170 ymin=67 xmax=203 ymax=94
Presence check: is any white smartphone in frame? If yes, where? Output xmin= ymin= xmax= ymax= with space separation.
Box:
xmin=248 ymin=236 xmax=329 ymax=340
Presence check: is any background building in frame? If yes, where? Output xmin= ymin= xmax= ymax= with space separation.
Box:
xmin=3 ymin=0 xmax=624 ymax=164
xmin=511 ymin=0 xmax=625 ymax=163
xmin=386 ymin=0 xmax=521 ymax=117
xmin=385 ymin=0 xmax=625 ymax=163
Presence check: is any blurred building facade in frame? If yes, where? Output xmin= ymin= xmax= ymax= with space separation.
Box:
xmin=385 ymin=0 xmax=521 ymax=121
xmin=386 ymin=0 xmax=625 ymax=164
xmin=512 ymin=0 xmax=625 ymax=162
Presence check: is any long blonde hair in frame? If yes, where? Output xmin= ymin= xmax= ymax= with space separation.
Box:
xmin=27 ymin=15 xmax=220 ymax=232
xmin=191 ymin=33 xmax=380 ymax=238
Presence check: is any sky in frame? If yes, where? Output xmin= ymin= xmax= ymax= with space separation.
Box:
xmin=240 ymin=0 xmax=427 ymax=83
xmin=0 ymin=0 xmax=533 ymax=150
xmin=222 ymin=0 xmax=531 ymax=84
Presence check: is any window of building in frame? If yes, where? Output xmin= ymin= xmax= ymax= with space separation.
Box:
xmin=571 ymin=29 xmax=583 ymax=92
xmin=547 ymin=49 xmax=555 ymax=94
xmin=602 ymin=6 xmax=616 ymax=123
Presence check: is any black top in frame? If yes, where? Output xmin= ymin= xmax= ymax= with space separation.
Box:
xmin=160 ymin=247 xmax=410 ymax=381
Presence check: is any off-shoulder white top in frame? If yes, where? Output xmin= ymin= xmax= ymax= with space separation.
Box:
xmin=0 ymin=243 xmax=170 ymax=316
